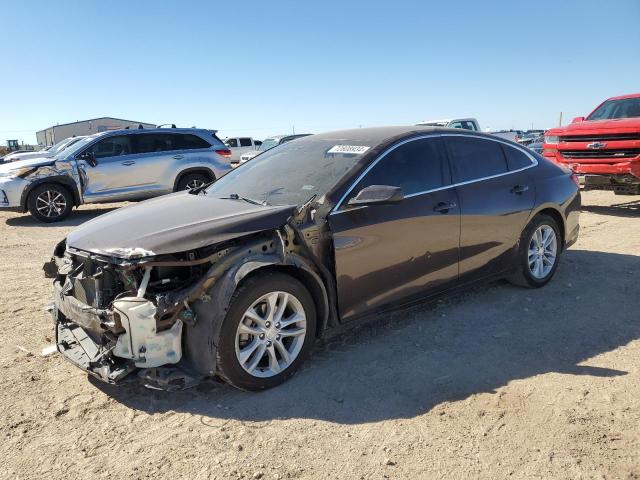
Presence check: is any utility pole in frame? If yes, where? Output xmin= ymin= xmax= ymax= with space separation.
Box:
xmin=558 ymin=112 xmax=563 ymax=127
xmin=292 ymin=125 xmax=295 ymax=134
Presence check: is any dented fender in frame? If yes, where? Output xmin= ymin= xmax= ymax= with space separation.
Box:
xmin=181 ymin=239 xmax=331 ymax=376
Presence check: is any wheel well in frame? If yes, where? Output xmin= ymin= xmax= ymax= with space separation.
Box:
xmin=174 ymin=169 xmax=215 ymax=191
xmin=24 ymin=180 xmax=79 ymax=210
xmin=536 ymin=208 xmax=565 ymax=245
xmin=239 ymin=265 xmax=328 ymax=338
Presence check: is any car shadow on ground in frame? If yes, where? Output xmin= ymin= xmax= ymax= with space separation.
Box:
xmin=92 ymin=249 xmax=640 ymax=425
xmin=5 ymin=206 xmax=120 ymax=227
xmin=582 ymin=198 xmax=640 ymax=218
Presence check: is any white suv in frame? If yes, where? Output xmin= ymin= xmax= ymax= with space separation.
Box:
xmin=0 ymin=128 xmax=231 ymax=222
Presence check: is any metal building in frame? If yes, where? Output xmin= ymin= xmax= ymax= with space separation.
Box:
xmin=36 ymin=117 xmax=156 ymax=146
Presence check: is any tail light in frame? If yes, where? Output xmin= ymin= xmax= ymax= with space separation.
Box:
xmin=215 ymin=148 xmax=231 ymax=158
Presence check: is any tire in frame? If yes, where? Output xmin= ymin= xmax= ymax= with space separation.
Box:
xmin=27 ymin=183 xmax=74 ymax=223
xmin=507 ymin=214 xmax=562 ymax=288
xmin=177 ymin=172 xmax=210 ymax=191
xmin=216 ymin=271 xmax=317 ymax=391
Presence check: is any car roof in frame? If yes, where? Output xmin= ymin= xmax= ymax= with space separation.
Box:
xmin=305 ymin=125 xmax=466 ymax=145
xmin=86 ymin=127 xmax=218 ymax=140
xmin=607 ymin=93 xmax=640 ymax=101
xmin=298 ymin=126 xmax=518 ymax=156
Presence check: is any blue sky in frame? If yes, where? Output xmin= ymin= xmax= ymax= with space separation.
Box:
xmin=2 ymin=0 xmax=639 ymax=145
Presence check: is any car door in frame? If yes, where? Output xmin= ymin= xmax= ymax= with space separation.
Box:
xmin=78 ymin=134 xmax=145 ymax=202
xmin=329 ymin=136 xmax=461 ymax=321
xmin=443 ymin=134 xmax=536 ymax=283
xmin=128 ymin=133 xmax=189 ymax=196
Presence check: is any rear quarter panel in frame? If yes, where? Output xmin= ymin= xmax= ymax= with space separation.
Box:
xmin=170 ymin=151 xmax=230 ymax=187
xmin=530 ymin=155 xmax=581 ymax=247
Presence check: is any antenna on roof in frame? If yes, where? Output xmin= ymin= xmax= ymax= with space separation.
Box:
xmin=138 ymin=124 xmax=144 ymax=129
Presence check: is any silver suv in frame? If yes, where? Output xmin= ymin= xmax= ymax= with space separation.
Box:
xmin=0 ymin=128 xmax=231 ymax=222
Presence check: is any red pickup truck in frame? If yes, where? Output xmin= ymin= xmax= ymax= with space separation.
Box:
xmin=543 ymin=93 xmax=640 ymax=195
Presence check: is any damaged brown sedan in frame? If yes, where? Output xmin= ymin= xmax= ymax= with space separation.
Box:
xmin=45 ymin=127 xmax=580 ymax=391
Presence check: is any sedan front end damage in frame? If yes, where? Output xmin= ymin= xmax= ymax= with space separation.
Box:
xmin=44 ymin=197 xmax=334 ymax=389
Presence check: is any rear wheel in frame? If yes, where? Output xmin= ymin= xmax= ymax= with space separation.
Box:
xmin=27 ymin=183 xmax=73 ymax=223
xmin=508 ymin=214 xmax=561 ymax=288
xmin=216 ymin=272 xmax=316 ymax=391
xmin=177 ymin=172 xmax=210 ymax=191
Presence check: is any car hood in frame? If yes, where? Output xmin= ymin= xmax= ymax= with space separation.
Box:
xmin=548 ymin=117 xmax=640 ymax=135
xmin=4 ymin=151 xmax=54 ymax=161
xmin=66 ymin=191 xmax=297 ymax=258
xmin=0 ymin=156 xmax=56 ymax=172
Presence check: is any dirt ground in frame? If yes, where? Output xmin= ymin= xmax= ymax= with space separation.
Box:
xmin=0 ymin=191 xmax=639 ymax=480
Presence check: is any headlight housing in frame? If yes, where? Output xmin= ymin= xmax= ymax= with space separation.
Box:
xmin=544 ymin=135 xmax=559 ymax=145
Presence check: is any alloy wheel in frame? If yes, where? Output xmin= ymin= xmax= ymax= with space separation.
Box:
xmin=528 ymin=225 xmax=557 ymax=279
xmin=186 ymin=179 xmax=205 ymax=190
xmin=35 ymin=190 xmax=67 ymax=218
xmin=235 ymin=291 xmax=307 ymax=378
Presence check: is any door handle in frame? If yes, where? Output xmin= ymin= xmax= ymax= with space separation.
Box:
xmin=121 ymin=160 xmax=135 ymax=166
xmin=172 ymin=155 xmax=184 ymax=160
xmin=511 ymin=184 xmax=529 ymax=194
xmin=433 ymin=201 xmax=456 ymax=213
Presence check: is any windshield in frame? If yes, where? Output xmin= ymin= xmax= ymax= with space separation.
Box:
xmin=64 ymin=137 xmax=83 ymax=148
xmin=206 ymin=136 xmax=372 ymax=206
xmin=258 ymin=138 xmax=279 ymax=151
xmin=48 ymin=138 xmax=74 ymax=154
xmin=54 ymin=136 xmax=95 ymax=158
xmin=588 ymin=98 xmax=640 ymax=121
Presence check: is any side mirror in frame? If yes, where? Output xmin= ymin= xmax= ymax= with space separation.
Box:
xmin=348 ymin=185 xmax=404 ymax=207
xmin=571 ymin=116 xmax=585 ymax=123
xmin=79 ymin=151 xmax=97 ymax=167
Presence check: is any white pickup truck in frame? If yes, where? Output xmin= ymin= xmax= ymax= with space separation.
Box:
xmin=223 ymin=137 xmax=261 ymax=163
xmin=416 ymin=118 xmax=481 ymax=131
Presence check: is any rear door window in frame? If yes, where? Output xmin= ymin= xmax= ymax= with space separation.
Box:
xmin=134 ymin=133 xmax=172 ymax=154
xmin=445 ymin=136 xmax=508 ymax=183
xmin=501 ymin=144 xmax=533 ymax=171
xmin=349 ymin=137 xmax=450 ymax=200
xmin=177 ymin=134 xmax=211 ymax=150
xmin=239 ymin=138 xmax=253 ymax=147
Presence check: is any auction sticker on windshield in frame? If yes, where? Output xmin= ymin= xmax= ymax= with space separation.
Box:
xmin=327 ymin=145 xmax=370 ymax=155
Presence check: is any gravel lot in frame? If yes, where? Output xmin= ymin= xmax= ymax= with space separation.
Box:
xmin=1 ymin=191 xmax=639 ymax=480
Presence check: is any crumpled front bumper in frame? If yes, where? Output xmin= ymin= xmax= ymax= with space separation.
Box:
xmin=52 ymin=280 xmax=183 ymax=384
xmin=543 ymin=153 xmax=640 ymax=180
xmin=55 ymin=315 xmax=136 ymax=384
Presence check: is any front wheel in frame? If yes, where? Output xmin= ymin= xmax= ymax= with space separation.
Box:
xmin=216 ymin=272 xmax=316 ymax=391
xmin=508 ymin=214 xmax=561 ymax=288
xmin=27 ymin=183 xmax=74 ymax=223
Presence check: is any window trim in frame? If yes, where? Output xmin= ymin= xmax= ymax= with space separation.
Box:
xmin=332 ymin=133 xmax=538 ymax=213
